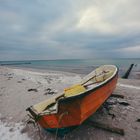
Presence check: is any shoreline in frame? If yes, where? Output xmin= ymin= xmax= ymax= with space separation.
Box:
xmin=5 ymin=65 xmax=85 ymax=76
xmin=0 ymin=66 xmax=140 ymax=140
xmin=5 ymin=65 xmax=95 ymax=75
xmin=5 ymin=64 xmax=140 ymax=80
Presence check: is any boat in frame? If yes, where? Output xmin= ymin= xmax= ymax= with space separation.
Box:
xmin=26 ymin=65 xmax=118 ymax=135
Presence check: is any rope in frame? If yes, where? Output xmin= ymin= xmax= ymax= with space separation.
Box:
xmin=36 ymin=123 xmax=43 ymax=140
xmin=55 ymin=111 xmax=68 ymax=140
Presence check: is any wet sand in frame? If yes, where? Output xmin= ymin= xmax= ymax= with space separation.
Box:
xmin=0 ymin=66 xmax=140 ymax=140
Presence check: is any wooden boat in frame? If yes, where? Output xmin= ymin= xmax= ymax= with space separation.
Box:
xmin=27 ymin=65 xmax=118 ymax=135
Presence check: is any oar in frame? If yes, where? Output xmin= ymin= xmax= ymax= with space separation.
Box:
xmin=81 ymin=75 xmax=96 ymax=85
xmin=81 ymin=70 xmax=109 ymax=85
xmin=83 ymin=70 xmax=110 ymax=87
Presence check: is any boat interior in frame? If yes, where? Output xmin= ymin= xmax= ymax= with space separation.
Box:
xmin=29 ymin=65 xmax=117 ymax=115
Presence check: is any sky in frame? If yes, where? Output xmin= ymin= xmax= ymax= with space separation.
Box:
xmin=0 ymin=0 xmax=140 ymax=61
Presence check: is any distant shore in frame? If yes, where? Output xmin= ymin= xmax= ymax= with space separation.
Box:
xmin=0 ymin=66 xmax=140 ymax=140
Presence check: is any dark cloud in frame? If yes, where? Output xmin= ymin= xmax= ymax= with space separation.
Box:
xmin=0 ymin=0 xmax=140 ymax=60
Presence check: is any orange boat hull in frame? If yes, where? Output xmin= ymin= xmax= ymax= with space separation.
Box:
xmin=38 ymin=74 xmax=118 ymax=129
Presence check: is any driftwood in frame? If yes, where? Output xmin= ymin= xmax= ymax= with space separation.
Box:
xmin=28 ymin=88 xmax=38 ymax=92
xmin=118 ymin=101 xmax=130 ymax=106
xmin=87 ymin=119 xmax=125 ymax=136
xmin=136 ymin=119 xmax=140 ymax=122
xmin=111 ymin=94 xmax=124 ymax=98
xmin=44 ymin=88 xmax=57 ymax=95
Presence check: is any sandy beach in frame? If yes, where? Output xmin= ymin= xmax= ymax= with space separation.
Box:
xmin=0 ymin=66 xmax=140 ymax=140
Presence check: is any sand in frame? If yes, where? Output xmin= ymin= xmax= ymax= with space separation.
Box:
xmin=0 ymin=66 xmax=140 ymax=140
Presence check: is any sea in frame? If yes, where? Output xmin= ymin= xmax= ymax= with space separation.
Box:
xmin=0 ymin=58 xmax=140 ymax=75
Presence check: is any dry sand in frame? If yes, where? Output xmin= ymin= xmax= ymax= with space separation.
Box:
xmin=0 ymin=66 xmax=140 ymax=140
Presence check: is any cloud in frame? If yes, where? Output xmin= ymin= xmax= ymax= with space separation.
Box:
xmin=121 ymin=46 xmax=140 ymax=52
xmin=76 ymin=0 xmax=140 ymax=34
xmin=115 ymin=46 xmax=140 ymax=58
xmin=0 ymin=0 xmax=140 ymax=60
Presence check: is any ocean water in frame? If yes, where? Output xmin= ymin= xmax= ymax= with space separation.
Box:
xmin=0 ymin=58 xmax=140 ymax=75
